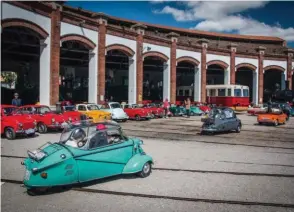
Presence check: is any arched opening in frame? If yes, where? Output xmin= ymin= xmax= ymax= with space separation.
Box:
xmin=176 ymin=58 xmax=200 ymax=103
xmin=207 ymin=64 xmax=226 ymax=85
xmin=143 ymin=53 xmax=168 ymax=102
xmin=105 ymin=49 xmax=132 ymax=102
xmin=1 ymin=26 xmax=44 ymax=104
xmin=59 ymin=39 xmax=94 ymax=103
xmin=263 ymin=68 xmax=285 ymax=103
xmin=236 ymin=64 xmax=257 ymax=104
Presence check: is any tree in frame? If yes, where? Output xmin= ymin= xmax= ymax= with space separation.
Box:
xmin=1 ymin=71 xmax=17 ymax=89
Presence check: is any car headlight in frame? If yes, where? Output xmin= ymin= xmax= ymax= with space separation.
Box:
xmin=18 ymin=123 xmax=23 ymax=129
xmin=52 ymin=118 xmax=55 ymax=123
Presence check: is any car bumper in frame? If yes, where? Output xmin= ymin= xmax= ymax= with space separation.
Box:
xmin=201 ymin=127 xmax=219 ymax=132
xmin=16 ymin=128 xmax=36 ymax=134
xmin=48 ymin=122 xmax=68 ymax=128
xmin=258 ymin=119 xmax=274 ymax=124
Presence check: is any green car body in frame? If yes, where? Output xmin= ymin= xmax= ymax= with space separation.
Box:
xmin=169 ymin=105 xmax=204 ymax=116
xmin=22 ymin=121 xmax=153 ymax=191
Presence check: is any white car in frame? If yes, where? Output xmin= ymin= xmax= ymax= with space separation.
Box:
xmin=99 ymin=102 xmax=129 ymax=122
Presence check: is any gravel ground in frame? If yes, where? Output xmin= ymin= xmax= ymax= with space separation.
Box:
xmin=1 ymin=114 xmax=294 ymax=212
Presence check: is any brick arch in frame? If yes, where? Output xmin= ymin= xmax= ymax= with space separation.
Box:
xmin=143 ymin=51 xmax=169 ymax=62
xmin=176 ymin=56 xmax=200 ymax=66
xmin=207 ymin=60 xmax=229 ymax=69
xmin=106 ymin=44 xmax=135 ymax=57
xmin=60 ymin=34 xmax=96 ymax=50
xmin=1 ymin=18 xmax=48 ymax=39
xmin=235 ymin=63 xmax=257 ymax=71
xmin=264 ymin=65 xmax=285 ymax=72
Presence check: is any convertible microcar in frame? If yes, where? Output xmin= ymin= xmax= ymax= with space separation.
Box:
xmin=22 ymin=121 xmax=153 ymax=195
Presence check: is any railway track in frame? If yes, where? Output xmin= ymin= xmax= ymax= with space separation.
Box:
xmin=2 ymin=154 xmax=294 ymax=178
xmin=1 ymin=178 xmax=294 ymax=209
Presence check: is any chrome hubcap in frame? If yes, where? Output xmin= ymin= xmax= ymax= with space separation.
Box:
xmin=143 ymin=163 xmax=150 ymax=173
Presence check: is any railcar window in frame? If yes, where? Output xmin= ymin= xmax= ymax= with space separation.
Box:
xmin=218 ymin=89 xmax=226 ymax=96
xmin=185 ymin=90 xmax=189 ymax=96
xmin=179 ymin=90 xmax=183 ymax=96
xmin=227 ymin=89 xmax=232 ymax=96
xmin=211 ymin=89 xmax=216 ymax=97
xmin=243 ymin=89 xmax=249 ymax=97
xmin=234 ymin=89 xmax=242 ymax=97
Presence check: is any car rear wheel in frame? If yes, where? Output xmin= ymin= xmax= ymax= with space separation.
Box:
xmin=5 ymin=127 xmax=16 ymax=140
xmin=37 ymin=123 xmax=47 ymax=134
xmin=138 ymin=162 xmax=151 ymax=178
xmin=190 ymin=112 xmax=195 ymax=116
xmin=135 ymin=115 xmax=141 ymax=121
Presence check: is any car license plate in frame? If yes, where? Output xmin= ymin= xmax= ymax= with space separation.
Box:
xmin=25 ymin=129 xmax=35 ymax=134
xmin=24 ymin=170 xmax=31 ymax=181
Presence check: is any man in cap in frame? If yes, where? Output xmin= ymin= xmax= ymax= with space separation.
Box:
xmin=12 ymin=93 xmax=22 ymax=107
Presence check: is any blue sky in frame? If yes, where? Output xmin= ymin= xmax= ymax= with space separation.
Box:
xmin=67 ymin=1 xmax=294 ymax=47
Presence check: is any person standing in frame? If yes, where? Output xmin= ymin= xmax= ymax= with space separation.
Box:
xmin=12 ymin=93 xmax=22 ymax=107
xmin=185 ymin=98 xmax=191 ymax=118
xmin=163 ymin=98 xmax=169 ymax=118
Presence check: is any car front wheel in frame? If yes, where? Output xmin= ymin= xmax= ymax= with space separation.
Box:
xmin=5 ymin=127 xmax=16 ymax=140
xmin=37 ymin=123 xmax=47 ymax=133
xmin=135 ymin=115 xmax=141 ymax=121
xmin=236 ymin=124 xmax=241 ymax=133
xmin=138 ymin=162 xmax=152 ymax=178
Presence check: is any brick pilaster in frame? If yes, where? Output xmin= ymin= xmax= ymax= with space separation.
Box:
xmin=199 ymin=39 xmax=209 ymax=103
xmin=50 ymin=3 xmax=61 ymax=105
xmin=167 ymin=32 xmax=179 ymax=104
xmin=98 ymin=18 xmax=107 ymax=104
xmin=132 ymin=23 xmax=146 ymax=104
xmin=286 ymin=49 xmax=294 ymax=90
xmin=229 ymin=43 xmax=238 ymax=85
xmin=258 ymin=46 xmax=266 ymax=104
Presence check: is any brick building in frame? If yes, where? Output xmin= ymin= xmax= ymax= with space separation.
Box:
xmin=1 ymin=1 xmax=294 ymax=106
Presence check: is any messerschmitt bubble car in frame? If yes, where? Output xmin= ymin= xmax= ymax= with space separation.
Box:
xmin=21 ymin=120 xmax=153 ymax=195
xmin=201 ymin=107 xmax=242 ymax=135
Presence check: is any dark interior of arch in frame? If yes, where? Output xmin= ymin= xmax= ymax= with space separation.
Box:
xmin=207 ymin=64 xmax=225 ymax=85
xmin=143 ymin=56 xmax=164 ymax=101
xmin=236 ymin=68 xmax=254 ymax=102
xmin=1 ymin=26 xmax=41 ymax=104
xmin=60 ymin=40 xmax=90 ymax=102
xmin=263 ymin=69 xmax=282 ymax=102
xmin=105 ymin=49 xmax=129 ymax=102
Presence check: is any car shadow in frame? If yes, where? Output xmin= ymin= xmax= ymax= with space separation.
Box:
xmin=26 ymin=173 xmax=139 ymax=196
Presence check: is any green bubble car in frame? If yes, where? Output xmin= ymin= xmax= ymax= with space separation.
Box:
xmin=22 ymin=121 xmax=153 ymax=195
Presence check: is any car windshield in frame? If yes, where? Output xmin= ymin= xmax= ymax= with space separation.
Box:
xmin=87 ymin=105 xmax=99 ymax=110
xmin=208 ymin=108 xmax=222 ymax=118
xmin=59 ymin=121 xmax=127 ymax=149
xmin=63 ymin=106 xmax=75 ymax=111
xmin=36 ymin=106 xmax=51 ymax=114
xmin=2 ymin=107 xmax=18 ymax=115
xmin=111 ymin=103 xmax=121 ymax=109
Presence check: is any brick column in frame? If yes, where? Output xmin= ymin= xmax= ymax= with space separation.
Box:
xmin=199 ymin=39 xmax=209 ymax=103
xmin=229 ymin=43 xmax=238 ymax=85
xmin=97 ymin=17 xmax=107 ymax=104
xmin=132 ymin=23 xmax=146 ymax=104
xmin=50 ymin=3 xmax=61 ymax=105
xmin=286 ymin=49 xmax=294 ymax=90
xmin=167 ymin=32 xmax=179 ymax=104
xmin=258 ymin=46 xmax=266 ymax=104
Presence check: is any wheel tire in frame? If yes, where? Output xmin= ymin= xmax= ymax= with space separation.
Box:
xmin=37 ymin=123 xmax=47 ymax=134
xmin=135 ymin=115 xmax=141 ymax=121
xmin=236 ymin=124 xmax=241 ymax=133
xmin=138 ymin=162 xmax=152 ymax=178
xmin=5 ymin=127 xmax=16 ymax=140
xmin=258 ymin=122 xmax=262 ymax=125
xmin=274 ymin=120 xmax=278 ymax=126
xmin=122 ymin=119 xmax=127 ymax=122
xmin=27 ymin=189 xmax=38 ymax=196
xmin=190 ymin=112 xmax=195 ymax=116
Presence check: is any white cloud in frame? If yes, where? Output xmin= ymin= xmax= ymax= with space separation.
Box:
xmin=193 ymin=16 xmax=294 ymax=41
xmin=153 ymin=1 xmax=294 ymax=41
